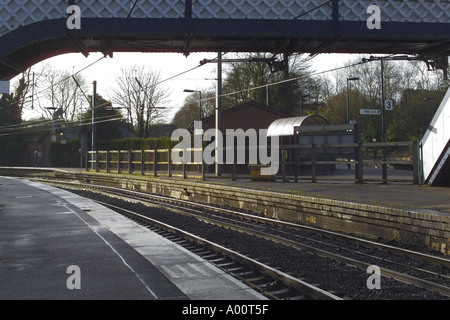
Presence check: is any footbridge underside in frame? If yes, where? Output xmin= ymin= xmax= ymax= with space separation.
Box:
xmin=0 ymin=0 xmax=449 ymax=80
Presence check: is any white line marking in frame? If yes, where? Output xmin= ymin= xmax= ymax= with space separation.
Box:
xmin=62 ymin=202 xmax=159 ymax=299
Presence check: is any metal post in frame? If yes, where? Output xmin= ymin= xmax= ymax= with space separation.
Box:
xmin=412 ymin=141 xmax=419 ymax=185
xmin=168 ymin=149 xmax=172 ymax=177
xmin=202 ymin=146 xmax=206 ymax=181
xmin=311 ymin=143 xmax=316 ymax=183
xmin=95 ymin=150 xmax=99 ymax=173
xmin=356 ymin=142 xmax=364 ymax=184
xmin=106 ymin=150 xmax=110 ymax=173
xmin=91 ymin=81 xmax=97 ymax=170
xmin=346 ymin=80 xmax=350 ymax=125
xmin=215 ymin=51 xmax=222 ymax=176
xmin=419 ymin=142 xmax=424 ymax=185
xmin=381 ymin=60 xmax=387 ymax=183
xmin=294 ymin=145 xmax=299 ymax=183
xmin=153 ymin=148 xmax=158 ymax=177
xmin=128 ymin=150 xmax=133 ymax=174
xmin=141 ymin=150 xmax=145 ymax=175
xmin=199 ymin=91 xmax=202 ymax=120
xmin=117 ymin=150 xmax=121 ymax=173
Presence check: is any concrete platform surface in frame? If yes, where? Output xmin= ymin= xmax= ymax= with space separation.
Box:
xmin=0 ymin=177 xmax=266 ymax=300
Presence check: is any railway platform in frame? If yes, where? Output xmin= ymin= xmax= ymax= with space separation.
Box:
xmin=0 ymin=176 xmax=266 ymax=300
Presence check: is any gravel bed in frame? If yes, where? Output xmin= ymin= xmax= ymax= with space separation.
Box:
xmin=74 ymin=189 xmax=449 ymax=300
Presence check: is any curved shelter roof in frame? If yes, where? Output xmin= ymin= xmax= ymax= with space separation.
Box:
xmin=267 ymin=115 xmax=328 ymax=136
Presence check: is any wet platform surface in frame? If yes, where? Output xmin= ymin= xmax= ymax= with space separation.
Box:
xmin=0 ymin=177 xmax=266 ymax=300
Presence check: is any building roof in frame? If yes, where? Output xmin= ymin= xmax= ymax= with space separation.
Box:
xmin=267 ymin=115 xmax=328 ymax=137
xmin=201 ymin=101 xmax=290 ymax=122
xmin=188 ymin=101 xmax=292 ymax=131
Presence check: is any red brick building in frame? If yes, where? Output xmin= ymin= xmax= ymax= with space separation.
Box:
xmin=194 ymin=101 xmax=291 ymax=132
xmin=188 ymin=101 xmax=291 ymax=174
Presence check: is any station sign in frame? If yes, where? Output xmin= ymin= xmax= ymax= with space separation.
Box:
xmin=384 ymin=99 xmax=393 ymax=111
xmin=360 ymin=109 xmax=381 ymax=115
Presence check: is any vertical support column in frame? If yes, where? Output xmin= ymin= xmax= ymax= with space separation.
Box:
xmin=332 ymin=0 xmax=339 ymax=30
xmin=294 ymin=145 xmax=299 ymax=183
xmin=168 ymin=148 xmax=172 ymax=177
xmin=311 ymin=143 xmax=316 ymax=183
xmin=91 ymin=81 xmax=97 ymax=170
xmin=184 ymin=0 xmax=192 ymax=56
xmin=153 ymin=148 xmax=158 ymax=177
xmin=106 ymin=150 xmax=110 ymax=173
xmin=381 ymin=60 xmax=387 ymax=184
xmin=356 ymin=142 xmax=364 ymax=184
xmin=141 ymin=150 xmax=145 ymax=175
xmin=215 ymin=51 xmax=222 ymax=176
xmin=128 ymin=150 xmax=133 ymax=174
xmin=95 ymin=150 xmax=99 ymax=173
xmin=118 ymin=150 xmax=121 ymax=174
xmin=412 ymin=141 xmax=419 ymax=185
xmin=202 ymin=146 xmax=206 ymax=181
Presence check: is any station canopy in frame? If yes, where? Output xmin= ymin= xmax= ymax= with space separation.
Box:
xmin=267 ymin=115 xmax=328 ymax=137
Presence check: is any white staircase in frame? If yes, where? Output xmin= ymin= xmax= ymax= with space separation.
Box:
xmin=421 ymin=87 xmax=450 ymax=186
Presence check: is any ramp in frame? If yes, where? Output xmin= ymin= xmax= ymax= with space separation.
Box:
xmin=421 ymin=87 xmax=450 ymax=186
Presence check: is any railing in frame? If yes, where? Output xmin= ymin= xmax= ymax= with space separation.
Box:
xmin=88 ymin=148 xmax=207 ymax=180
xmin=87 ymin=141 xmax=421 ymax=184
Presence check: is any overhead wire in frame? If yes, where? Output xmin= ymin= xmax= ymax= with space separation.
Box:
xmin=0 ymin=0 xmax=141 ymax=113
xmin=184 ymin=58 xmax=368 ymax=107
xmin=0 ymin=114 xmax=124 ymax=137
xmin=2 ymin=0 xmax=329 ymax=116
xmin=0 ymin=0 xmax=381 ymax=137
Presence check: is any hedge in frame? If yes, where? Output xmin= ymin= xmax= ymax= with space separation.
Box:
xmin=49 ymin=137 xmax=178 ymax=167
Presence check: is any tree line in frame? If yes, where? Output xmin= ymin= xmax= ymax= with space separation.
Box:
xmin=0 ymin=63 xmax=170 ymax=139
xmin=173 ymin=53 xmax=448 ymax=143
xmin=1 ymin=54 xmax=448 ymax=146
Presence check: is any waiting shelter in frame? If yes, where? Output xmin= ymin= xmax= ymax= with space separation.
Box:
xmin=267 ymin=115 xmax=358 ymax=178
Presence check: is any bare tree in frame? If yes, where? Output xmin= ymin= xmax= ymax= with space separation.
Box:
xmin=39 ymin=67 xmax=88 ymax=121
xmin=111 ymin=65 xmax=170 ymax=137
xmin=11 ymin=64 xmax=88 ymax=121
xmin=11 ymin=65 xmax=47 ymax=121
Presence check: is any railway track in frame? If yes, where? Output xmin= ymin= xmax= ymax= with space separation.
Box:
xmin=98 ymin=200 xmax=341 ymax=300
xmin=35 ymin=178 xmax=450 ymax=299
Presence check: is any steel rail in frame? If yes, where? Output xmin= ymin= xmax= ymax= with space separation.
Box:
xmin=96 ymin=200 xmax=342 ymax=300
xmin=42 ymin=177 xmax=449 ymax=268
xmin=34 ymin=178 xmax=450 ymax=297
xmin=120 ymin=193 xmax=450 ymax=298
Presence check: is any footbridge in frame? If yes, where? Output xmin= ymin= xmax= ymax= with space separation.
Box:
xmin=1 ymin=0 xmax=449 ymax=80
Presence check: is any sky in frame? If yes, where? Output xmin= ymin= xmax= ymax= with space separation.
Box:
xmin=18 ymin=51 xmax=356 ymax=122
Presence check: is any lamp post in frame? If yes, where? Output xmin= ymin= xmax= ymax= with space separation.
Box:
xmin=380 ymin=60 xmax=387 ymax=183
xmin=361 ymin=54 xmax=418 ymax=183
xmin=300 ymin=94 xmax=309 ymax=116
xmin=346 ymin=77 xmax=359 ymax=124
xmin=216 ymin=51 xmax=223 ymax=176
xmin=183 ymin=89 xmax=202 ymax=120
xmin=91 ymin=81 xmax=97 ymax=170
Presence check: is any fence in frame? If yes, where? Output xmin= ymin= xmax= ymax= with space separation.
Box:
xmin=87 ymin=141 xmax=421 ymax=184
xmin=279 ymin=141 xmax=420 ymax=184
